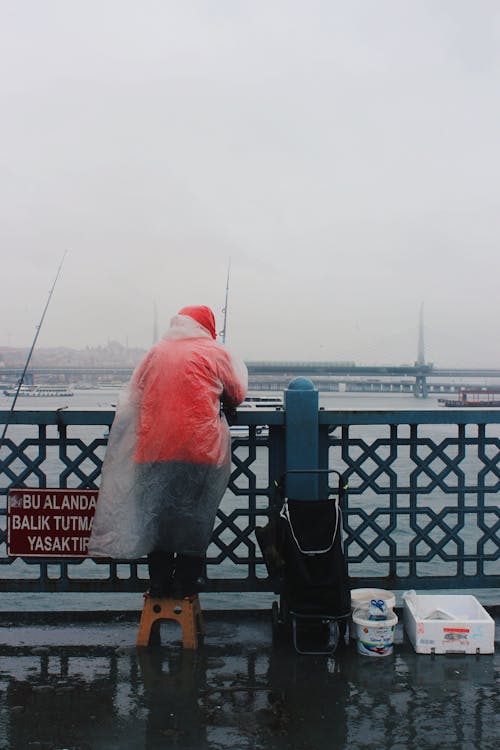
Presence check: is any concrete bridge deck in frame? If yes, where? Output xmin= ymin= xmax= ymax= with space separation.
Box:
xmin=1 ymin=606 xmax=498 ymax=750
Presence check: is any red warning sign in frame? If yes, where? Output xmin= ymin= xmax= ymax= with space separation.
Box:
xmin=7 ymin=489 xmax=97 ymax=557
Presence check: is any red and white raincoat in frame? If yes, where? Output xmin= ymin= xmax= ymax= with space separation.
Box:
xmin=88 ymin=306 xmax=248 ymax=558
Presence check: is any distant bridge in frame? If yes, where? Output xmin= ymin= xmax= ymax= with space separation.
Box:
xmin=247 ymin=362 xmax=500 ymax=378
xmin=245 ymin=363 xmax=500 ymax=396
xmin=2 ymin=362 xmax=500 ymax=397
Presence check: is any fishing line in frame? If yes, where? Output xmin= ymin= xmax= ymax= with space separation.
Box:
xmin=0 ymin=250 xmax=68 ymax=447
xmin=220 ymin=259 xmax=231 ymax=344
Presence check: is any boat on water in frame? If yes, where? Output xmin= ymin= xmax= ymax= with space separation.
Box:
xmin=3 ymin=384 xmax=74 ymax=398
xmin=230 ymin=395 xmax=283 ymax=437
xmin=239 ymin=395 xmax=283 ymax=409
xmin=439 ymin=387 xmax=500 ymax=407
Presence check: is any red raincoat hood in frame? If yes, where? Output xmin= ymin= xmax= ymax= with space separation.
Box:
xmin=178 ymin=305 xmax=217 ymax=339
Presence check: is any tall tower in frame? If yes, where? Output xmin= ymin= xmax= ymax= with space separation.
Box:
xmin=414 ymin=303 xmax=428 ymax=398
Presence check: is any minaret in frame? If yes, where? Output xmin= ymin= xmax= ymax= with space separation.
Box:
xmin=153 ymin=302 xmax=159 ymax=345
xmin=416 ymin=303 xmax=425 ymax=366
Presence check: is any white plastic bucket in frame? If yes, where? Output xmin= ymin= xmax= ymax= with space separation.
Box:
xmin=350 ymin=588 xmax=396 ymax=612
xmin=349 ymin=589 xmax=396 ymax=641
xmin=352 ymin=608 xmax=398 ymax=657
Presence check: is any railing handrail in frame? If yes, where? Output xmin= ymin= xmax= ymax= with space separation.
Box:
xmin=4 ymin=405 xmax=500 ymax=426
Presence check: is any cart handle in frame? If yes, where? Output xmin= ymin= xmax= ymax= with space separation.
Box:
xmin=279 ymin=496 xmax=341 ymax=556
xmin=274 ymin=469 xmax=349 ymax=496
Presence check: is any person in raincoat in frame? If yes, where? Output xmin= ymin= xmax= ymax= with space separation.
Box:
xmin=88 ymin=305 xmax=248 ymax=598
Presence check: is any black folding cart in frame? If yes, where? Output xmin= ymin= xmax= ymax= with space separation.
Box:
xmin=258 ymin=470 xmax=351 ymax=655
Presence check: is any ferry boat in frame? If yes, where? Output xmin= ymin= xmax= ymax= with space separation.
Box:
xmin=240 ymin=395 xmax=283 ymax=409
xmin=438 ymin=387 xmax=500 ymax=407
xmin=3 ymin=384 xmax=74 ymax=398
xmin=230 ymin=395 xmax=283 ymax=437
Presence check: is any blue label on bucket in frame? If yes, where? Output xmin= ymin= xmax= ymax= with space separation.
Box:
xmin=354 ymin=615 xmax=396 ymax=657
xmin=357 ymin=638 xmax=394 ymax=657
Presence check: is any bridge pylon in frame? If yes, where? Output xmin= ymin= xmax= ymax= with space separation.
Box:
xmin=413 ymin=369 xmax=429 ymax=398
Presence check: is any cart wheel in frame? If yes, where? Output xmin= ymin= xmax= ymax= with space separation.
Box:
xmin=293 ymin=618 xmax=340 ymax=655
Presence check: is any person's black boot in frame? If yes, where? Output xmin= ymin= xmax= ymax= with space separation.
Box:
xmin=171 ymin=555 xmax=205 ymax=599
xmin=147 ymin=550 xmax=175 ymax=597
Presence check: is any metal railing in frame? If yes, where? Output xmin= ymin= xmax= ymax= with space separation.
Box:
xmin=0 ymin=399 xmax=499 ymax=594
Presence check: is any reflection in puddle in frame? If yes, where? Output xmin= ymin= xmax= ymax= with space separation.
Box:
xmin=0 ymin=641 xmax=497 ymax=749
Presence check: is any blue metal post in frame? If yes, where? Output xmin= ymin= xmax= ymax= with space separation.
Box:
xmin=284 ymin=377 xmax=319 ymax=499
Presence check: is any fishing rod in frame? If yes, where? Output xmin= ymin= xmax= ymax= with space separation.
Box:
xmin=221 ymin=259 xmax=231 ymax=344
xmin=0 ymin=250 xmax=67 ymax=447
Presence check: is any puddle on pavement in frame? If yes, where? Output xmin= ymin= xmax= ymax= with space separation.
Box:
xmin=0 ymin=640 xmax=497 ymax=749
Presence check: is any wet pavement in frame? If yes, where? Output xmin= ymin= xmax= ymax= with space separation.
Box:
xmin=0 ymin=608 xmax=498 ymax=750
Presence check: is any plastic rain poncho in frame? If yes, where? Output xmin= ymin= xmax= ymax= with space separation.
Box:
xmin=88 ymin=307 xmax=248 ymax=559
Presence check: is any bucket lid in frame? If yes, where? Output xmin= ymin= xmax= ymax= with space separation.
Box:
xmin=350 ymin=588 xmax=396 ymax=609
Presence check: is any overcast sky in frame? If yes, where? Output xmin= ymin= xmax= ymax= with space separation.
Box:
xmin=1 ymin=1 xmax=499 ymax=366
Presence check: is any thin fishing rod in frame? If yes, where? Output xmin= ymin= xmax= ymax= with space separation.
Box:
xmin=1 ymin=250 xmax=67 ymax=446
xmin=221 ymin=259 xmax=231 ymax=344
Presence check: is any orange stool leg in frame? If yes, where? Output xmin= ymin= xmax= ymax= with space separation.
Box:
xmin=136 ymin=594 xmax=204 ymax=648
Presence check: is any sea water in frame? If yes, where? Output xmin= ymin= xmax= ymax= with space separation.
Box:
xmin=1 ymin=388 xmax=498 ymax=610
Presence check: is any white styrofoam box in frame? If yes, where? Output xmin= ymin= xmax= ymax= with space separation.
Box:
xmin=403 ymin=593 xmax=495 ymax=654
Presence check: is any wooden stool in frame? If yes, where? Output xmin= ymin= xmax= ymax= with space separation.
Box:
xmin=136 ymin=593 xmax=204 ymax=648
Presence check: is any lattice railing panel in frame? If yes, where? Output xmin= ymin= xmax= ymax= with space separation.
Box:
xmin=325 ymin=419 xmax=500 ymax=588
xmin=0 ymin=408 xmax=499 ymax=593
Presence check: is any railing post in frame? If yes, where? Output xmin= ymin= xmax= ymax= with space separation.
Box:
xmin=284 ymin=377 xmax=319 ymax=499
